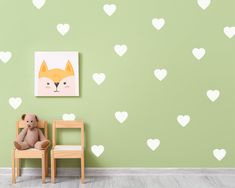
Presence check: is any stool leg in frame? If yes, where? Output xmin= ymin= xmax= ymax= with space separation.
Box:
xmin=12 ymin=151 xmax=16 ymax=184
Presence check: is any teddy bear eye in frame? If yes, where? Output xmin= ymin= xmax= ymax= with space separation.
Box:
xmin=63 ymin=82 xmax=66 ymax=85
xmin=27 ymin=121 xmax=29 ymax=123
xmin=47 ymin=82 xmax=50 ymax=85
xmin=31 ymin=120 xmax=33 ymax=123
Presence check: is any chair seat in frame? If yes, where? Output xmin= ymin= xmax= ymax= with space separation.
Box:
xmin=16 ymin=148 xmax=40 ymax=151
xmin=14 ymin=148 xmax=46 ymax=159
xmin=52 ymin=145 xmax=83 ymax=158
xmin=54 ymin=145 xmax=82 ymax=151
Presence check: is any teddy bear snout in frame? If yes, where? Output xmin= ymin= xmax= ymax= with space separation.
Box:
xmin=27 ymin=121 xmax=34 ymax=129
xmin=27 ymin=124 xmax=33 ymax=129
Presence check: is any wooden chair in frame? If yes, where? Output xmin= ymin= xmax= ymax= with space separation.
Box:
xmin=51 ymin=120 xmax=85 ymax=183
xmin=12 ymin=120 xmax=49 ymax=184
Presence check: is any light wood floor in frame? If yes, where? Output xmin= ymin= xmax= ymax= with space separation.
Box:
xmin=1 ymin=175 xmax=234 ymax=188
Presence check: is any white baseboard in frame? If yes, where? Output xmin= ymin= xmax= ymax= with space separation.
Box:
xmin=1 ymin=168 xmax=235 ymax=176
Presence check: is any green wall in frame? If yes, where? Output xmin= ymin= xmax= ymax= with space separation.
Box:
xmin=0 ymin=0 xmax=234 ymax=168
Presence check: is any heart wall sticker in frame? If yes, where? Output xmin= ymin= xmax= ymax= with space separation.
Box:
xmin=91 ymin=145 xmax=104 ymax=157
xmin=114 ymin=45 xmax=127 ymax=56
xmin=177 ymin=115 xmax=190 ymax=127
xmin=62 ymin=113 xmax=76 ymax=120
xmin=224 ymin=27 xmax=235 ymax=39
xmin=92 ymin=73 xmax=106 ymax=85
xmin=213 ymin=149 xmax=226 ymax=161
xmin=0 ymin=51 xmax=12 ymax=63
xmin=154 ymin=69 xmax=167 ymax=81
xmin=152 ymin=18 xmax=165 ymax=30
xmin=9 ymin=97 xmax=22 ymax=109
xmin=147 ymin=139 xmax=160 ymax=151
xmin=57 ymin=24 xmax=70 ymax=36
xmin=32 ymin=0 xmax=46 ymax=9
xmin=207 ymin=90 xmax=220 ymax=102
xmin=197 ymin=0 xmax=211 ymax=10
xmin=115 ymin=111 xmax=128 ymax=123
xmin=103 ymin=4 xmax=117 ymax=16
xmin=192 ymin=48 xmax=206 ymax=60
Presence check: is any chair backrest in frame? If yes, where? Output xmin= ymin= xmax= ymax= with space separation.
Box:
xmin=52 ymin=120 xmax=84 ymax=148
xmin=16 ymin=120 xmax=48 ymax=139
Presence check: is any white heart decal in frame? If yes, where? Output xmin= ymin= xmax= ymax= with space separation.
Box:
xmin=115 ymin=111 xmax=128 ymax=123
xmin=32 ymin=0 xmax=45 ymax=9
xmin=9 ymin=97 xmax=22 ymax=110
xmin=92 ymin=73 xmax=106 ymax=85
xmin=197 ymin=0 xmax=211 ymax=10
xmin=62 ymin=113 xmax=76 ymax=121
xmin=114 ymin=45 xmax=127 ymax=56
xmin=154 ymin=69 xmax=167 ymax=81
xmin=177 ymin=115 xmax=190 ymax=127
xmin=207 ymin=90 xmax=220 ymax=102
xmin=0 ymin=51 xmax=12 ymax=63
xmin=152 ymin=18 xmax=165 ymax=30
xmin=91 ymin=145 xmax=104 ymax=157
xmin=213 ymin=149 xmax=226 ymax=161
xmin=57 ymin=24 xmax=70 ymax=36
xmin=103 ymin=4 xmax=117 ymax=16
xmin=224 ymin=27 xmax=235 ymax=39
xmin=192 ymin=48 xmax=206 ymax=60
xmin=147 ymin=139 xmax=160 ymax=151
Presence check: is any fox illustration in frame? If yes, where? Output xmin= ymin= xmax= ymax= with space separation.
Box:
xmin=38 ymin=60 xmax=76 ymax=96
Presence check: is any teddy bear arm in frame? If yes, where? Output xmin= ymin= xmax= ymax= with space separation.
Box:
xmin=38 ymin=129 xmax=47 ymax=141
xmin=16 ymin=127 xmax=28 ymax=142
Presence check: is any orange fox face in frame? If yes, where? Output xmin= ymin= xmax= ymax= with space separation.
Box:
xmin=38 ymin=60 xmax=76 ymax=96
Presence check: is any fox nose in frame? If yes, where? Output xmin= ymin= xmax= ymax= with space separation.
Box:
xmin=54 ymin=82 xmax=59 ymax=87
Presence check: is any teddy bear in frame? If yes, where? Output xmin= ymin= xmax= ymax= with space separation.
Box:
xmin=14 ymin=114 xmax=50 ymax=150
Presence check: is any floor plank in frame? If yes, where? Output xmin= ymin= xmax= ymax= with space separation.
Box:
xmin=0 ymin=175 xmax=234 ymax=188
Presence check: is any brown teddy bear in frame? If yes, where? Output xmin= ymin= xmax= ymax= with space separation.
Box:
xmin=14 ymin=114 xmax=50 ymax=150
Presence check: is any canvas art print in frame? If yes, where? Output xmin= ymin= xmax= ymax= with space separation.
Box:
xmin=35 ymin=51 xmax=79 ymax=96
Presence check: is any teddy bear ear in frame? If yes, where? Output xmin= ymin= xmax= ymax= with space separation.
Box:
xmin=21 ymin=114 xmax=26 ymax=120
xmin=35 ymin=115 xmax=39 ymax=122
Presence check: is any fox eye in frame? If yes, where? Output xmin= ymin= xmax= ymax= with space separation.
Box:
xmin=47 ymin=82 xmax=50 ymax=85
xmin=63 ymin=82 xmax=66 ymax=85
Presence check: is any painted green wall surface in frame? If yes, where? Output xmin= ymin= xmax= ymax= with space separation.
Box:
xmin=0 ymin=0 xmax=234 ymax=168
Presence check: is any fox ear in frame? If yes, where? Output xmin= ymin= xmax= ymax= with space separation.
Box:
xmin=65 ymin=60 xmax=74 ymax=75
xmin=40 ymin=60 xmax=48 ymax=73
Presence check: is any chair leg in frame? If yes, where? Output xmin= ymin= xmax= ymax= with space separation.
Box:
xmin=45 ymin=151 xmax=48 ymax=177
xmin=51 ymin=151 xmax=55 ymax=183
xmin=54 ymin=158 xmax=57 ymax=177
xmin=42 ymin=153 xmax=46 ymax=184
xmin=12 ymin=151 xmax=16 ymax=184
xmin=81 ymin=154 xmax=85 ymax=183
xmin=16 ymin=158 xmax=20 ymax=177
